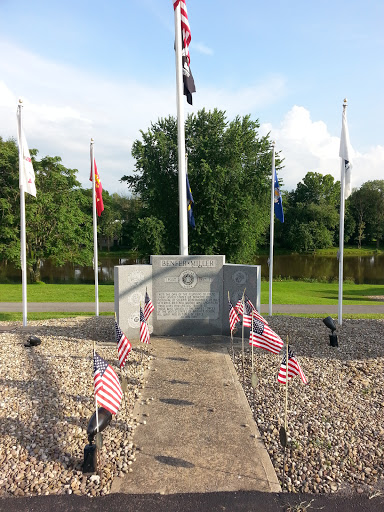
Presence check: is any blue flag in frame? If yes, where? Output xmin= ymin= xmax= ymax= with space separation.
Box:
xmin=186 ymin=174 xmax=195 ymax=228
xmin=274 ymin=170 xmax=284 ymax=223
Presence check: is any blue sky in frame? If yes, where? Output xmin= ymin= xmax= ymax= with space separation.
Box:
xmin=0 ymin=0 xmax=383 ymax=195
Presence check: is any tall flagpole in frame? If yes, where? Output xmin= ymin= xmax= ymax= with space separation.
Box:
xmin=174 ymin=2 xmax=188 ymax=256
xmin=18 ymin=99 xmax=28 ymax=327
xmin=338 ymin=99 xmax=348 ymax=325
xmin=268 ymin=142 xmax=276 ymax=317
xmin=90 ymin=139 xmax=99 ymax=317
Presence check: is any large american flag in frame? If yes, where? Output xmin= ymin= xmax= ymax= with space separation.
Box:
xmin=93 ymin=352 xmax=123 ymax=415
xmin=140 ymin=306 xmax=150 ymax=345
xmin=173 ymin=0 xmax=191 ymax=65
xmin=278 ymin=347 xmax=308 ymax=385
xmin=249 ymin=318 xmax=284 ymax=354
xmin=115 ymin=320 xmax=132 ymax=369
xmin=144 ymin=291 xmax=154 ymax=321
xmin=228 ymin=298 xmax=240 ymax=332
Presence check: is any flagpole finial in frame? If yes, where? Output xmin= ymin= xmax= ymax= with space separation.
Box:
xmin=271 ymin=140 xmax=275 ymax=147
xmin=91 ymin=138 xmax=94 ymax=143
xmin=18 ymin=98 xmax=23 ymax=104
xmin=343 ymin=98 xmax=348 ymax=108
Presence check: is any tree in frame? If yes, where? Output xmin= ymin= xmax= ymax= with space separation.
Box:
xmin=348 ymin=180 xmax=384 ymax=248
xmin=121 ymin=109 xmax=279 ymax=262
xmin=279 ymin=172 xmax=341 ymax=252
xmin=0 ymin=138 xmax=93 ymax=282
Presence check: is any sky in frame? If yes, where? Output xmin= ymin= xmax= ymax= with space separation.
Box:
xmin=0 ymin=0 xmax=383 ymax=196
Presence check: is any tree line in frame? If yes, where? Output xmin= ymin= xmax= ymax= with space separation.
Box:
xmin=0 ymin=109 xmax=383 ymax=282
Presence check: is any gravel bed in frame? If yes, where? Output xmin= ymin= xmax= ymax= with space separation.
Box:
xmin=232 ymin=317 xmax=384 ymax=496
xmin=0 ymin=317 xmax=151 ymax=498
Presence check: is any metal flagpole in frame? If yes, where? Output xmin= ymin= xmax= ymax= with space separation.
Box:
xmin=90 ymin=139 xmax=99 ymax=317
xmin=18 ymin=100 xmax=28 ymax=327
xmin=338 ymin=99 xmax=348 ymax=326
xmin=174 ymin=2 xmax=188 ymax=256
xmin=268 ymin=142 xmax=276 ymax=317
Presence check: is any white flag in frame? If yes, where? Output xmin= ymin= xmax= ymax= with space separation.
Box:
xmin=339 ymin=105 xmax=352 ymax=199
xmin=16 ymin=109 xmax=36 ymax=197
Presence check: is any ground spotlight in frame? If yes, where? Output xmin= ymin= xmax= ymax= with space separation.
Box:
xmin=323 ymin=316 xmax=338 ymax=347
xmin=83 ymin=407 xmax=112 ymax=474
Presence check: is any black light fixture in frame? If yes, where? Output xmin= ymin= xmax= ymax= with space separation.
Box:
xmin=323 ymin=316 xmax=338 ymax=347
xmin=83 ymin=407 xmax=112 ymax=473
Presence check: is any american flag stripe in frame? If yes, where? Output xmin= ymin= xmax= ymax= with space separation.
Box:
xmin=115 ymin=321 xmax=132 ymax=369
xmin=140 ymin=306 xmax=150 ymax=345
xmin=144 ymin=291 xmax=154 ymax=321
xmin=173 ymin=0 xmax=191 ymax=65
xmin=249 ymin=319 xmax=284 ymax=354
xmin=277 ymin=349 xmax=308 ymax=385
xmin=93 ymin=353 xmax=123 ymax=415
xmin=228 ymin=299 xmax=240 ymax=332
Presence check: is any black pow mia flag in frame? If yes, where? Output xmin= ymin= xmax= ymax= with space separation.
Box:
xmin=182 ymin=46 xmax=196 ymax=105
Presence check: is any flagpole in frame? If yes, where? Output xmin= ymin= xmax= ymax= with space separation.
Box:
xmin=174 ymin=2 xmax=188 ymax=256
xmin=18 ymin=100 xmax=28 ymax=327
xmin=90 ymin=139 xmax=99 ymax=317
xmin=338 ymin=99 xmax=348 ymax=326
xmin=284 ymin=336 xmax=289 ymax=431
xmin=269 ymin=142 xmax=276 ymax=317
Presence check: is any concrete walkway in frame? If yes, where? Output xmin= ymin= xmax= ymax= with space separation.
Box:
xmin=111 ymin=336 xmax=281 ymax=495
xmin=1 ymin=302 xmax=384 ymax=313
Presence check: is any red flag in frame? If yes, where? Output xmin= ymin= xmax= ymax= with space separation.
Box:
xmin=90 ymin=159 xmax=104 ymax=216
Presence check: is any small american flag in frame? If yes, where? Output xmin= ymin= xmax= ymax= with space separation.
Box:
xmin=235 ymin=298 xmax=244 ymax=316
xmin=115 ymin=320 xmax=132 ymax=369
xmin=278 ymin=347 xmax=308 ymax=385
xmin=244 ymin=294 xmax=268 ymax=325
xmin=242 ymin=300 xmax=253 ymax=328
xmin=93 ymin=352 xmax=123 ymax=415
xmin=228 ymin=299 xmax=240 ymax=332
xmin=249 ymin=318 xmax=284 ymax=354
xmin=144 ymin=291 xmax=154 ymax=321
xmin=140 ymin=306 xmax=150 ymax=345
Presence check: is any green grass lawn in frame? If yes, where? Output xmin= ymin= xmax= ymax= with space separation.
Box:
xmin=1 ymin=281 xmax=383 ymax=305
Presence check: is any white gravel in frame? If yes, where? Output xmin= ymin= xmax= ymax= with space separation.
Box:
xmin=0 ymin=317 xmax=151 ymax=498
xmin=232 ymin=316 xmax=384 ymax=496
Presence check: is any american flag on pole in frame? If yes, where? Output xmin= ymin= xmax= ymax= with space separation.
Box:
xmin=249 ymin=318 xmax=284 ymax=354
xmin=173 ymin=0 xmax=196 ymax=105
xmin=228 ymin=298 xmax=240 ymax=332
xmin=239 ymin=295 xmax=268 ymax=327
xmin=16 ymin=107 xmax=36 ymax=197
xmin=93 ymin=352 xmax=123 ymax=415
xmin=278 ymin=347 xmax=308 ymax=385
xmin=140 ymin=306 xmax=150 ymax=345
xmin=144 ymin=291 xmax=154 ymax=321
xmin=115 ymin=320 xmax=132 ymax=369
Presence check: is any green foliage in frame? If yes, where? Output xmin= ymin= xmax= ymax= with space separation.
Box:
xmin=0 ymin=138 xmax=93 ymax=282
xmin=278 ymin=172 xmax=340 ymax=252
xmin=121 ymin=109 xmax=278 ymax=262
xmin=133 ymin=216 xmax=166 ymax=256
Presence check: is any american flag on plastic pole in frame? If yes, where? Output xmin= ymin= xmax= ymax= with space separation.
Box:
xmin=144 ymin=291 xmax=154 ymax=321
xmin=249 ymin=318 xmax=284 ymax=355
xmin=115 ymin=320 xmax=132 ymax=369
xmin=278 ymin=347 xmax=308 ymax=385
xmin=93 ymin=352 xmax=123 ymax=415
xmin=140 ymin=306 xmax=150 ymax=345
xmin=243 ymin=294 xmax=268 ymax=325
xmin=228 ymin=298 xmax=240 ymax=332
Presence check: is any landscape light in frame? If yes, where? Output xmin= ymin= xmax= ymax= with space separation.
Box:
xmin=83 ymin=407 xmax=112 ymax=474
xmin=323 ymin=316 xmax=338 ymax=347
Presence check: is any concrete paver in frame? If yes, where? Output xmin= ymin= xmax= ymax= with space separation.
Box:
xmin=111 ymin=336 xmax=281 ymax=495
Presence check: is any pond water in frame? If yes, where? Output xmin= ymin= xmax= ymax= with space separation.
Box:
xmin=1 ymin=253 xmax=383 ymax=284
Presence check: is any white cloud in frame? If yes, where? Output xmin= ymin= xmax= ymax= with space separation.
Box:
xmin=261 ymin=106 xmax=384 ymax=191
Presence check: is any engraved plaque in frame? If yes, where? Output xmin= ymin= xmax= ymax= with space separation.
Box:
xmin=157 ymin=292 xmax=220 ymax=320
